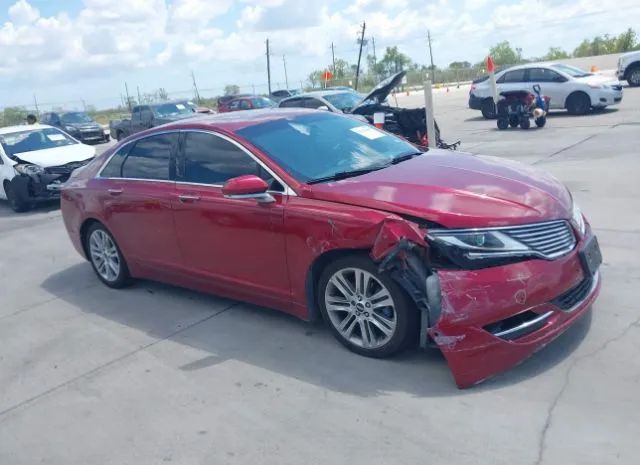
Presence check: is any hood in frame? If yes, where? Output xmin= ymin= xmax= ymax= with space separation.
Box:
xmin=13 ymin=143 xmax=96 ymax=168
xmin=304 ymin=151 xmax=572 ymax=228
xmin=354 ymin=71 xmax=406 ymax=110
xmin=64 ymin=122 xmax=101 ymax=129
xmin=574 ymin=74 xmax=621 ymax=86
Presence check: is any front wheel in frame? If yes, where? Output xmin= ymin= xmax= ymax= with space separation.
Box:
xmin=4 ymin=181 xmax=28 ymax=212
xmin=627 ymin=65 xmax=640 ymax=87
xmin=318 ymin=255 xmax=417 ymax=358
xmin=520 ymin=116 xmax=531 ymax=129
xmin=566 ymin=92 xmax=591 ymax=115
xmin=86 ymin=223 xmax=131 ymax=288
xmin=535 ymin=116 xmax=547 ymax=128
xmin=497 ymin=117 xmax=509 ymax=130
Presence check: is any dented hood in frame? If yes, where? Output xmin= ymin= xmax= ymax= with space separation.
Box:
xmin=12 ymin=143 xmax=96 ymax=168
xmin=305 ymin=150 xmax=572 ymax=228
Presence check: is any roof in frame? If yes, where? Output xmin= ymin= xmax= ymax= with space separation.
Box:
xmin=0 ymin=124 xmax=54 ymax=135
xmin=158 ymin=108 xmax=322 ymax=133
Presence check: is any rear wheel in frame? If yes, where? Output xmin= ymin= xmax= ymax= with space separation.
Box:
xmin=497 ymin=118 xmax=509 ymax=130
xmin=508 ymin=115 xmax=519 ymax=127
xmin=318 ymin=255 xmax=416 ymax=358
xmin=520 ymin=116 xmax=531 ymax=129
xmin=481 ymin=99 xmax=496 ymax=119
xmin=85 ymin=223 xmax=131 ymax=288
xmin=566 ymin=92 xmax=591 ymax=115
xmin=627 ymin=64 xmax=640 ymax=87
xmin=116 ymin=130 xmax=124 ymax=141
xmin=4 ymin=181 xmax=28 ymax=212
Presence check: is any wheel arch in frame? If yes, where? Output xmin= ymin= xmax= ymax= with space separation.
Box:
xmin=79 ymin=217 xmax=105 ymax=260
xmin=624 ymin=61 xmax=640 ymax=82
xmin=304 ymin=248 xmax=369 ymax=322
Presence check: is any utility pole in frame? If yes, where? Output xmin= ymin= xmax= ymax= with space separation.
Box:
xmin=81 ymin=99 xmax=87 ymax=111
xmin=372 ymin=37 xmax=377 ymax=64
xmin=330 ymin=42 xmax=336 ymax=74
xmin=355 ymin=21 xmax=366 ymax=91
xmin=124 ymin=82 xmax=132 ymax=111
xmin=282 ymin=55 xmax=289 ymax=89
xmin=427 ymin=30 xmax=435 ymax=83
xmin=191 ymin=70 xmax=201 ymax=103
xmin=33 ymin=94 xmax=40 ymax=115
xmin=266 ymin=39 xmax=272 ymax=95
xmin=137 ymin=86 xmax=142 ymax=104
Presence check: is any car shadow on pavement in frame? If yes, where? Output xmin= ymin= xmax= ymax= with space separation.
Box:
xmin=547 ymin=108 xmax=619 ymax=118
xmin=0 ymin=200 xmax=59 ymax=218
xmin=41 ymin=263 xmax=592 ymax=398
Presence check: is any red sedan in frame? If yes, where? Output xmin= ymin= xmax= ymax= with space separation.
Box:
xmin=218 ymin=95 xmax=275 ymax=113
xmin=60 ymin=109 xmax=601 ymax=388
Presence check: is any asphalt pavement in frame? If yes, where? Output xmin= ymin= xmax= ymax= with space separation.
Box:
xmin=1 ymin=85 xmax=639 ymax=465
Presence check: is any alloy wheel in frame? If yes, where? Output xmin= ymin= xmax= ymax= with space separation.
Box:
xmin=324 ymin=267 xmax=397 ymax=349
xmin=89 ymin=229 xmax=121 ymax=282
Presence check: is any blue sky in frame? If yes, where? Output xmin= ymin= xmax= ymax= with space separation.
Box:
xmin=0 ymin=0 xmax=638 ymax=111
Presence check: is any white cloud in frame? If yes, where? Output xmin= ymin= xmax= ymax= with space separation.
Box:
xmin=8 ymin=0 xmax=39 ymax=24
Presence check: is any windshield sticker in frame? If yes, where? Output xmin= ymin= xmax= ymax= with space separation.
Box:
xmin=289 ymin=123 xmax=310 ymax=136
xmin=350 ymin=125 xmax=386 ymax=140
xmin=175 ymin=104 xmax=186 ymax=110
xmin=47 ymin=134 xmax=67 ymax=141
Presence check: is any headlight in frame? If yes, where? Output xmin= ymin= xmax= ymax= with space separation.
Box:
xmin=15 ymin=164 xmax=44 ymax=175
xmin=571 ymin=203 xmax=586 ymax=235
xmin=427 ymin=229 xmax=530 ymax=259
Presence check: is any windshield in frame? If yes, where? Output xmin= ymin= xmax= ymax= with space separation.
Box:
xmin=251 ymin=97 xmax=275 ymax=109
xmin=154 ymin=102 xmax=195 ymax=118
xmin=236 ymin=112 xmax=419 ymax=182
xmin=323 ymin=92 xmax=363 ymax=111
xmin=61 ymin=112 xmax=94 ymax=124
xmin=550 ymin=64 xmax=592 ymax=78
xmin=0 ymin=127 xmax=76 ymax=158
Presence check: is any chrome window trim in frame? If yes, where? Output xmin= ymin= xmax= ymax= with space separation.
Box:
xmin=95 ymin=128 xmax=296 ymax=197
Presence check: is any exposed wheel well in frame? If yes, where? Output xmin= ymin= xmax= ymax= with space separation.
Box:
xmin=304 ymin=248 xmax=368 ymax=322
xmin=79 ymin=218 xmax=102 ymax=259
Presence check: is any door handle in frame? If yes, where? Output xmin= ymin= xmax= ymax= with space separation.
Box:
xmin=178 ymin=194 xmax=201 ymax=202
xmin=108 ymin=188 xmax=123 ymax=196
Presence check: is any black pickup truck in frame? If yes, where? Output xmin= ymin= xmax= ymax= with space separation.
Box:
xmin=110 ymin=100 xmax=199 ymax=141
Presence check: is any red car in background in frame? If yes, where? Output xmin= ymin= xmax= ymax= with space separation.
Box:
xmin=60 ymin=109 xmax=601 ymax=388
xmin=217 ymin=95 xmax=275 ymax=113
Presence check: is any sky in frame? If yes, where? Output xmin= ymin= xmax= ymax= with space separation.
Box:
xmin=0 ymin=0 xmax=639 ymax=110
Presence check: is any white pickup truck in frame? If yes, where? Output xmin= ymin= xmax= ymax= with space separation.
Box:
xmin=617 ymin=51 xmax=640 ymax=87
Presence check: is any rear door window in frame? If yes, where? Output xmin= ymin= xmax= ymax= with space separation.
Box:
xmin=527 ymin=68 xmax=565 ymax=83
xmin=121 ymin=133 xmax=177 ymax=180
xmin=497 ymin=69 xmax=526 ymax=83
xmin=279 ymin=98 xmax=304 ymax=108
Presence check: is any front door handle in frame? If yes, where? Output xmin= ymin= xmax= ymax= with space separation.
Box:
xmin=108 ymin=188 xmax=123 ymax=196
xmin=178 ymin=194 xmax=201 ymax=203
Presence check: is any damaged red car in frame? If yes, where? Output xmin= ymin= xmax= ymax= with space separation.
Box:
xmin=60 ymin=109 xmax=602 ymax=388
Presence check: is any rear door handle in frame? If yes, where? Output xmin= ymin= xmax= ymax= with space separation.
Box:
xmin=178 ymin=194 xmax=201 ymax=202
xmin=108 ymin=188 xmax=123 ymax=196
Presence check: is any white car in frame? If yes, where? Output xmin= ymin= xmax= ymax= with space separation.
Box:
xmin=469 ymin=63 xmax=623 ymax=118
xmin=617 ymin=51 xmax=640 ymax=87
xmin=0 ymin=124 xmax=96 ymax=212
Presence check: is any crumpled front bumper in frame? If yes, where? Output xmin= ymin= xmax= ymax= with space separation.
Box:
xmin=428 ymin=232 xmax=600 ymax=388
xmin=10 ymin=173 xmax=68 ymax=203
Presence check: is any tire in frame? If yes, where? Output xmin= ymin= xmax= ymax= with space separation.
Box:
xmin=85 ymin=223 xmax=131 ymax=288
xmin=317 ymin=254 xmax=417 ymax=358
xmin=4 ymin=181 xmax=28 ymax=213
xmin=497 ymin=118 xmax=509 ymax=130
xmin=519 ymin=116 xmax=531 ymax=129
xmin=535 ymin=116 xmax=547 ymax=128
xmin=627 ymin=64 xmax=640 ymax=87
xmin=508 ymin=115 xmax=519 ymax=127
xmin=481 ymin=99 xmax=496 ymax=119
xmin=104 ymin=134 xmax=111 ymax=143
xmin=116 ymin=131 xmax=124 ymax=141
xmin=566 ymin=92 xmax=591 ymax=115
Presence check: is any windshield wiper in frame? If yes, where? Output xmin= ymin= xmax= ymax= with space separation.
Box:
xmin=307 ymin=165 xmax=387 ymax=184
xmin=391 ymin=151 xmax=423 ymax=164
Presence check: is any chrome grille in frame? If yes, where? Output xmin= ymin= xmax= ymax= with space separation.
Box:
xmin=503 ymin=220 xmax=575 ymax=258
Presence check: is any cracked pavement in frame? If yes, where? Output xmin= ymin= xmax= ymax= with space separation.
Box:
xmin=1 ymin=86 xmax=639 ymax=464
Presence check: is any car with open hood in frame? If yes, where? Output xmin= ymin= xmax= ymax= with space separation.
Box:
xmin=279 ymin=71 xmax=455 ymax=149
xmin=0 ymin=124 xmax=96 ymax=212
xmin=60 ymin=109 xmax=601 ymax=388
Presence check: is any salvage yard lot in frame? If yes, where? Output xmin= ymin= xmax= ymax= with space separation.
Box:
xmin=1 ymin=86 xmax=639 ymax=465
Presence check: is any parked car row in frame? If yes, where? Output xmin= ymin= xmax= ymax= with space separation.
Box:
xmin=469 ymin=62 xmax=624 ymax=118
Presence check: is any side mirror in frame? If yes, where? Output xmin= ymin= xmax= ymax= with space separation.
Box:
xmin=317 ymin=105 xmax=330 ymax=111
xmin=222 ymin=175 xmax=274 ymax=203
